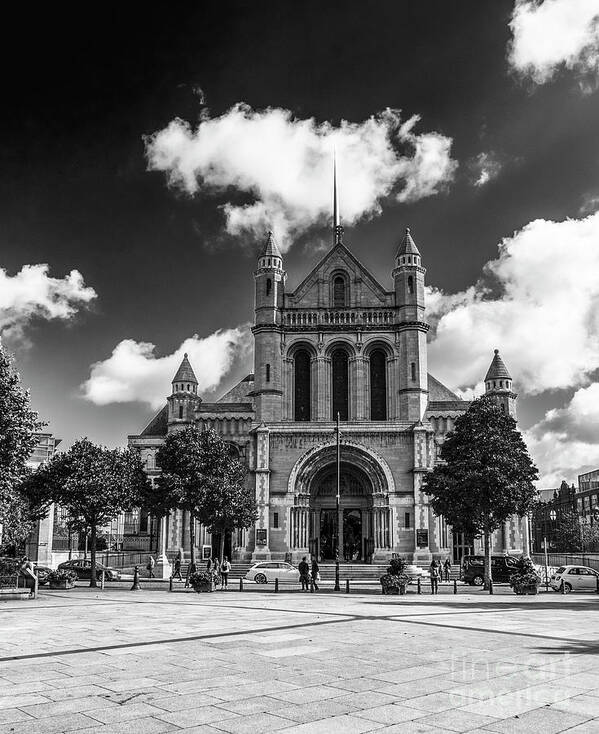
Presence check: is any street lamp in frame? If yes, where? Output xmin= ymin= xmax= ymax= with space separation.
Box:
xmin=334 ymin=412 xmax=341 ymax=592
xmin=543 ymin=509 xmax=557 ymax=589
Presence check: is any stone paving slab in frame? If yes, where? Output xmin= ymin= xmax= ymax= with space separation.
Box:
xmin=1 ymin=588 xmax=598 ymax=732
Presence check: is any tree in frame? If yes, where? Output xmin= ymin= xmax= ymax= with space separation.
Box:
xmin=199 ymin=459 xmax=257 ymax=561
xmin=26 ymin=439 xmax=149 ymax=586
xmin=423 ymin=395 xmax=538 ymax=590
xmin=553 ymin=509 xmax=599 ymax=553
xmin=155 ymin=426 xmax=241 ymax=567
xmin=0 ymin=346 xmax=45 ymax=553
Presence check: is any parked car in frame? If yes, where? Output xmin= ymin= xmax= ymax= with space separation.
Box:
xmin=57 ymin=559 xmax=121 ymax=581
xmin=550 ymin=565 xmax=599 ymax=593
xmin=245 ymin=561 xmax=300 ymax=584
xmin=462 ymin=554 xmax=519 ymax=586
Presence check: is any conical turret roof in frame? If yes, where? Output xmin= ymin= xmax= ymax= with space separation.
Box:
xmin=484 ymin=349 xmax=512 ymax=381
xmin=396 ymin=227 xmax=421 ymax=257
xmin=261 ymin=231 xmax=282 ymax=258
xmin=172 ymin=353 xmax=198 ymax=384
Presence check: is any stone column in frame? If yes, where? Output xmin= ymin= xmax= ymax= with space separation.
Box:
xmin=316 ymin=356 xmax=331 ymax=421
xmin=353 ymin=355 xmax=368 ymax=420
xmin=155 ymin=515 xmax=172 ymax=579
xmin=252 ymin=425 xmax=271 ymax=560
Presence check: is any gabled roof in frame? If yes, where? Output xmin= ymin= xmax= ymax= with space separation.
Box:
xmin=261 ymin=231 xmax=282 ymax=258
xmin=395 ymin=227 xmax=420 ymax=257
xmin=217 ymin=374 xmax=255 ymax=404
xmin=484 ymin=349 xmax=512 ymax=381
xmin=289 ymin=242 xmax=390 ymax=302
xmin=427 ymin=374 xmax=460 ymax=401
xmin=140 ymin=405 xmax=168 ymax=436
xmin=172 ymin=353 xmax=198 ymax=384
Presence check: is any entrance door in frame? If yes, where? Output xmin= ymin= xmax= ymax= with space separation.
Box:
xmin=343 ymin=509 xmax=362 ymax=561
xmin=319 ymin=510 xmax=338 ymax=560
xmin=452 ymin=532 xmax=474 ymax=564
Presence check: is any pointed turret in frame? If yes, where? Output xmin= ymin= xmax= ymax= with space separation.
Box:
xmin=261 ymin=230 xmax=282 ymax=259
xmin=484 ymin=348 xmax=517 ymax=418
xmin=395 ymin=227 xmax=421 ymax=265
xmin=168 ymin=353 xmax=201 ymax=424
xmin=171 ymin=353 xmax=198 ymax=387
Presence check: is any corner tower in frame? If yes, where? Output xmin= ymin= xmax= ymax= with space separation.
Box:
xmin=253 ymin=231 xmax=286 ymax=422
xmin=484 ymin=349 xmax=517 ymax=419
xmin=167 ymin=353 xmax=201 ymax=425
xmin=393 ymin=228 xmax=428 ymax=421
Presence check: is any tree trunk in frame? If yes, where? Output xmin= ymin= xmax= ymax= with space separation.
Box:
xmin=189 ymin=509 xmax=195 ymax=570
xmin=90 ymin=524 xmax=97 ymax=588
xmin=483 ymin=529 xmax=492 ymax=592
xmin=219 ymin=530 xmax=225 ymax=562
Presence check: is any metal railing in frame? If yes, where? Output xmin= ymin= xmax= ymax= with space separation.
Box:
xmin=532 ymin=553 xmax=599 ymax=572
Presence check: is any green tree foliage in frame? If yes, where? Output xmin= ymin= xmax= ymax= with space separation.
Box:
xmin=154 ymin=426 xmax=252 ymax=566
xmin=0 ymin=346 xmax=45 ymax=553
xmin=552 ymin=509 xmax=599 ymax=552
xmin=199 ymin=459 xmax=256 ymax=561
xmin=26 ymin=439 xmax=149 ymax=586
xmin=423 ymin=395 xmax=538 ymax=589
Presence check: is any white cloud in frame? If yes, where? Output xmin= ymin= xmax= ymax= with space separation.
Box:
xmin=525 ymin=383 xmax=599 ymax=485
xmin=468 ymin=152 xmax=503 ymax=187
xmin=427 ymin=211 xmax=599 ymax=396
xmin=508 ymin=0 xmax=599 ymax=86
xmin=144 ymin=104 xmax=457 ymax=250
xmin=82 ymin=327 xmax=251 ymax=409
xmin=0 ymin=264 xmax=96 ymax=341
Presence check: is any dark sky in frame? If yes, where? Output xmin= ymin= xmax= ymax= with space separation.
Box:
xmin=2 ymin=1 xmax=598 ymax=450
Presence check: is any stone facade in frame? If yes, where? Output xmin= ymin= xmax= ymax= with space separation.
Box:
xmin=128 ymin=225 xmax=528 ymax=564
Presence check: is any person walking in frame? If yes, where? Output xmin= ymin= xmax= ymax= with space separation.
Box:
xmin=213 ymin=557 xmax=221 ymax=587
xmin=311 ymin=557 xmax=320 ymax=592
xmin=443 ymin=557 xmax=452 ymax=583
xmin=220 ymin=557 xmax=231 ymax=589
xmin=298 ymin=556 xmax=310 ymax=591
xmin=429 ymin=560 xmax=439 ymax=594
xmin=173 ymin=552 xmax=183 ymax=581
xmin=146 ymin=555 xmax=156 ymax=578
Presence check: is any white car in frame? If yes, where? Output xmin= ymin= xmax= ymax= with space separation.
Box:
xmin=550 ymin=565 xmax=599 ymax=593
xmin=245 ymin=561 xmax=300 ymax=585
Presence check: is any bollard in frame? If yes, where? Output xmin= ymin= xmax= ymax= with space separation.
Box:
xmin=561 ymin=579 xmax=566 ymax=594
xmin=453 ymin=579 xmax=457 ymax=595
xmin=101 ymin=570 xmax=105 ymax=591
xmin=345 ymin=579 xmax=350 ymax=594
xmin=596 ymin=575 xmax=599 ymax=594
xmin=310 ymin=577 xmax=314 ymax=593
xmin=32 ymin=572 xmax=39 ymax=600
xmin=169 ymin=576 xmax=173 ymax=592
xmin=399 ymin=583 xmax=405 ymax=595
xmin=275 ymin=578 xmax=279 ymax=593
xmin=130 ymin=565 xmax=141 ymax=591
xmin=489 ymin=579 xmax=494 ymax=595
xmin=417 ymin=578 xmax=421 ymax=595
xmin=239 ymin=577 xmax=243 ymax=592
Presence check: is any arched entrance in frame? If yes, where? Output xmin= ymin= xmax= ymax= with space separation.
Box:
xmin=287 ymin=442 xmax=393 ymax=563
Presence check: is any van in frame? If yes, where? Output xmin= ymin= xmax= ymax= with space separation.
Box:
xmin=462 ymin=554 xmax=519 ymax=586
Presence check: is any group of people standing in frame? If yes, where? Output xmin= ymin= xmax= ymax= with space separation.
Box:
xmin=298 ymin=555 xmax=320 ymax=591
xmin=429 ymin=557 xmax=452 ymax=593
xmin=168 ymin=551 xmax=231 ymax=588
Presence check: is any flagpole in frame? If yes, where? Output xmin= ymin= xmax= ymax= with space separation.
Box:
xmin=335 ymin=411 xmax=341 ymax=591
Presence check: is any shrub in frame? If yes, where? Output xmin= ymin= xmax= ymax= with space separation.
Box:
xmin=189 ymin=570 xmax=215 ymax=590
xmin=387 ymin=557 xmax=407 ymax=576
xmin=47 ymin=569 xmax=77 ymax=583
xmin=509 ymin=556 xmax=541 ymax=592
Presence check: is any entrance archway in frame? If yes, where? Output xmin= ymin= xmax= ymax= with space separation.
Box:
xmin=287 ymin=442 xmax=394 ymax=563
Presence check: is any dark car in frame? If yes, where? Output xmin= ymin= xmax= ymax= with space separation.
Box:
xmin=58 ymin=559 xmax=121 ymax=581
xmin=462 ymin=554 xmax=519 ymax=586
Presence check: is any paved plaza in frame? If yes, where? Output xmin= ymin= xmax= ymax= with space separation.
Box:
xmin=1 ymin=587 xmax=599 ymax=733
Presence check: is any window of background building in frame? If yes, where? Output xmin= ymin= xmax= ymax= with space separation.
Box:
xmin=333 ymin=275 xmax=346 ymax=308
xmin=405 ymin=512 xmax=411 ymax=528
xmin=273 ymin=512 xmax=279 ymax=528
xmin=294 ymin=350 xmax=311 ymax=421
xmin=369 ymin=349 xmax=387 ymax=420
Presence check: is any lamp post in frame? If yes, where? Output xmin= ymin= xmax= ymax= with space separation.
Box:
xmin=544 ymin=508 xmax=556 ymax=586
xmin=334 ymin=412 xmax=341 ymax=592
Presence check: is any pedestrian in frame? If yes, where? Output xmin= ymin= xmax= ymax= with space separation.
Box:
xmin=173 ymin=552 xmax=183 ymax=581
xmin=311 ymin=556 xmax=320 ymax=591
xmin=206 ymin=555 xmax=213 ymax=572
xmin=298 ymin=556 xmax=310 ymax=591
xmin=429 ymin=560 xmax=439 ymax=594
xmin=19 ymin=556 xmax=36 ymax=586
xmin=146 ymin=555 xmax=156 ymax=578
xmin=213 ymin=557 xmax=221 ymax=587
xmin=443 ymin=557 xmax=451 ymax=583
xmin=221 ymin=556 xmax=231 ymax=589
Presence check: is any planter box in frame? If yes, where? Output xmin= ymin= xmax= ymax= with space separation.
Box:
xmin=49 ymin=579 xmax=75 ymax=590
xmin=196 ymin=582 xmax=216 ymax=593
xmin=514 ymin=584 xmax=539 ymax=595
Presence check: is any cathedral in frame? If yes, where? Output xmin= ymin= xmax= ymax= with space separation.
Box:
xmin=129 ymin=212 xmax=528 ymax=567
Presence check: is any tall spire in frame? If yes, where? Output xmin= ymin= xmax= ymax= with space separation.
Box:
xmin=333 ymin=151 xmax=343 ymax=246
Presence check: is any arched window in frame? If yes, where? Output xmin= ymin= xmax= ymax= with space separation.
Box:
xmin=178 ymin=405 xmax=183 ymax=419
xmin=331 ymin=348 xmax=349 ymax=421
xmin=294 ymin=350 xmax=311 ymax=421
xmin=369 ymin=349 xmax=387 ymax=420
xmin=333 ymin=275 xmax=346 ymax=308
xmin=266 ymin=278 xmax=272 ymax=296
xmin=266 ymin=363 xmax=271 ymax=382
xmin=410 ymin=362 xmax=417 ymax=382
xmin=407 ymin=275 xmax=414 ymax=295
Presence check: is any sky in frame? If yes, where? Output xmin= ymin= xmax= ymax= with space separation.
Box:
xmin=2 ymin=0 xmax=599 ymax=487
